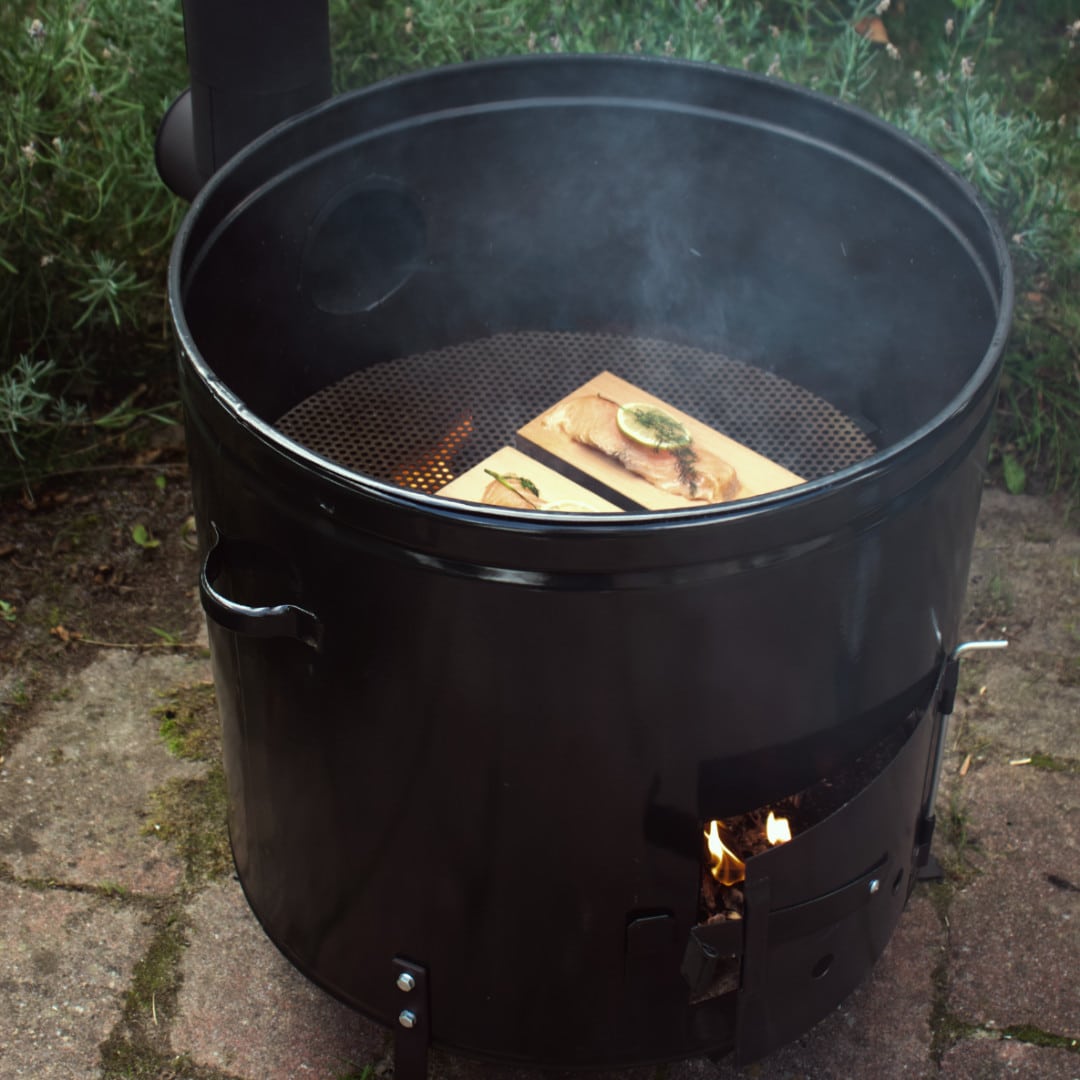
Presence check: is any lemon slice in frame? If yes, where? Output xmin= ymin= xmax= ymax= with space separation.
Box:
xmin=545 ymin=500 xmax=600 ymax=513
xmin=616 ymin=403 xmax=692 ymax=450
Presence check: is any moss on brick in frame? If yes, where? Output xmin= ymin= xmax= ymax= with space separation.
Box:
xmin=152 ymin=682 xmax=220 ymax=762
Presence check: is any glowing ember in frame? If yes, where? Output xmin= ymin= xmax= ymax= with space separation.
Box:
xmin=766 ymin=810 xmax=792 ymax=845
xmin=704 ymin=820 xmax=746 ymax=887
xmin=392 ymin=415 xmax=473 ymax=491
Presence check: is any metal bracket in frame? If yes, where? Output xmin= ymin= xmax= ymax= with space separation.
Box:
xmin=916 ymin=852 xmax=945 ymax=882
xmin=913 ymin=813 xmax=936 ymax=871
xmin=733 ymin=875 xmax=772 ymax=1064
xmin=681 ymin=916 xmax=744 ymax=997
xmin=391 ymin=957 xmax=429 ymax=1080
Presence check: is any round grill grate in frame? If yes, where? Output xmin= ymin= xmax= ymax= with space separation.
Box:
xmin=276 ymin=331 xmax=877 ymax=496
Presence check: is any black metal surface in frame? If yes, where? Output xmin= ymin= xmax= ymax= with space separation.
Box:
xmin=200 ymin=523 xmax=323 ymax=649
xmin=183 ymin=0 xmax=331 ymax=177
xmin=682 ymin=919 xmax=743 ymax=1000
xmin=155 ymin=90 xmax=205 ymax=201
xmin=735 ymin=707 xmax=934 ymax=1063
xmin=157 ymin=0 xmax=332 ymax=196
xmin=171 ymin=56 xmax=1012 ymax=1067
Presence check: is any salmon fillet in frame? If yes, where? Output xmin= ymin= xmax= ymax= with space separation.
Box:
xmin=543 ymin=395 xmax=739 ymax=503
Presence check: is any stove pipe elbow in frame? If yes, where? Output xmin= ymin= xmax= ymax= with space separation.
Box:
xmin=156 ymin=0 xmax=332 ymax=200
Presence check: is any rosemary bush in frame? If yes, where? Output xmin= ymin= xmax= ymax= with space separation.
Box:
xmin=0 ymin=0 xmax=186 ymax=485
xmin=2 ymin=0 xmax=1077 ymax=495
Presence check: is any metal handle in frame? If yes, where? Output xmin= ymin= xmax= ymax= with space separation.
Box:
xmin=925 ymin=638 xmax=1009 ymax=814
xmin=951 ymin=639 xmax=1009 ymax=661
xmin=199 ymin=524 xmax=323 ymax=650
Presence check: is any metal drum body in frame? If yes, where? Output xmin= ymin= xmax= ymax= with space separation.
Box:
xmin=172 ymin=57 xmax=1012 ymax=1065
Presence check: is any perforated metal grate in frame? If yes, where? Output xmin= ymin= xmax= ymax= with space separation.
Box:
xmin=276 ymin=331 xmax=877 ymax=498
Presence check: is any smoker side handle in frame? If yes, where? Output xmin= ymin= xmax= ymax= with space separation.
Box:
xmin=199 ymin=525 xmax=323 ymax=651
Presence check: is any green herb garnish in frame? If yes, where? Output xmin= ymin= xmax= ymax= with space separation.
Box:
xmin=621 ymin=405 xmax=691 ymax=448
xmin=484 ymin=469 xmax=541 ymax=507
xmin=672 ymin=444 xmax=699 ymax=496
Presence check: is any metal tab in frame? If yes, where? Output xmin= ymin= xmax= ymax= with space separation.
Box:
xmin=391 ymin=957 xmax=429 ymax=1080
xmin=681 ymin=917 xmax=744 ymax=997
xmin=767 ymin=856 xmax=887 ymax=944
xmin=625 ymin=912 xmax=677 ymax=980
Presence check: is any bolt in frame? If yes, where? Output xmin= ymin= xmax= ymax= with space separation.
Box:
xmin=398 ymin=1009 xmax=418 ymax=1029
xmin=869 ymin=878 xmax=881 ymax=894
xmin=396 ymin=972 xmax=416 ymax=993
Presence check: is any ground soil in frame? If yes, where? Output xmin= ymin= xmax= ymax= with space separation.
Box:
xmin=0 ymin=433 xmax=203 ymax=759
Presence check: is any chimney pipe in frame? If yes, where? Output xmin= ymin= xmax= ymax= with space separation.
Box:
xmin=156 ymin=0 xmax=332 ymax=199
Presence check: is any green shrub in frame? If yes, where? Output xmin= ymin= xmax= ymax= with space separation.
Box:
xmin=2 ymin=0 xmax=1078 ymax=495
xmin=1 ymin=0 xmax=186 ymax=483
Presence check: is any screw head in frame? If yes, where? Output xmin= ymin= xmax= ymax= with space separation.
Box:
xmin=398 ymin=1009 xmax=418 ymax=1029
xmin=395 ymin=972 xmax=416 ymax=993
xmin=869 ymin=878 xmax=881 ymax=894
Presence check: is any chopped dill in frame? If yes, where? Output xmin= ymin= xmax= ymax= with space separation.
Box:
xmin=673 ymin=444 xmax=699 ymax=495
xmin=622 ymin=405 xmax=691 ymax=449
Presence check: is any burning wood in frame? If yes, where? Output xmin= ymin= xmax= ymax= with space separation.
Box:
xmin=704 ymin=821 xmax=746 ymax=887
xmin=701 ymin=808 xmax=793 ymax=918
xmin=765 ymin=810 xmax=792 ymax=845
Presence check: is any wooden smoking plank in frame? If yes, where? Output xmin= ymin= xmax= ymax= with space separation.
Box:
xmin=436 ymin=446 xmax=624 ymax=512
xmin=516 ymin=371 xmax=804 ymax=511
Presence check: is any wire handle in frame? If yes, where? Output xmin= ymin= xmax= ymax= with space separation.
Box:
xmin=199 ymin=523 xmax=323 ymax=650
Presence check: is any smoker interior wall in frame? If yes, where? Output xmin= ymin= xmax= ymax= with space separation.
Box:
xmin=179 ymin=61 xmax=1002 ymax=456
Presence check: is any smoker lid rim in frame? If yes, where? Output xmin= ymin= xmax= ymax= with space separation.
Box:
xmin=168 ymin=53 xmax=1014 ymax=529
xmin=176 ymin=360 xmax=994 ymax=532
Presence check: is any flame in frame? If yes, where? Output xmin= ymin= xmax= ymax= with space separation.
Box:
xmin=392 ymin=415 xmax=473 ymax=492
xmin=766 ymin=810 xmax=792 ymax=846
xmin=704 ymin=820 xmax=746 ymax=887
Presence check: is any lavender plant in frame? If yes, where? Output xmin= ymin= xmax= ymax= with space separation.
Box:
xmin=2 ymin=0 xmax=1077 ymax=495
xmin=0 ymin=0 xmax=186 ymax=484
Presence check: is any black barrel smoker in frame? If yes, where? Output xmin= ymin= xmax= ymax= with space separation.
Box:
xmin=159 ymin=7 xmax=1012 ymax=1074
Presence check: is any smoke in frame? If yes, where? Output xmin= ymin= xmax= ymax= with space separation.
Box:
xmin=181 ymin=55 xmax=1005 ymax=460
